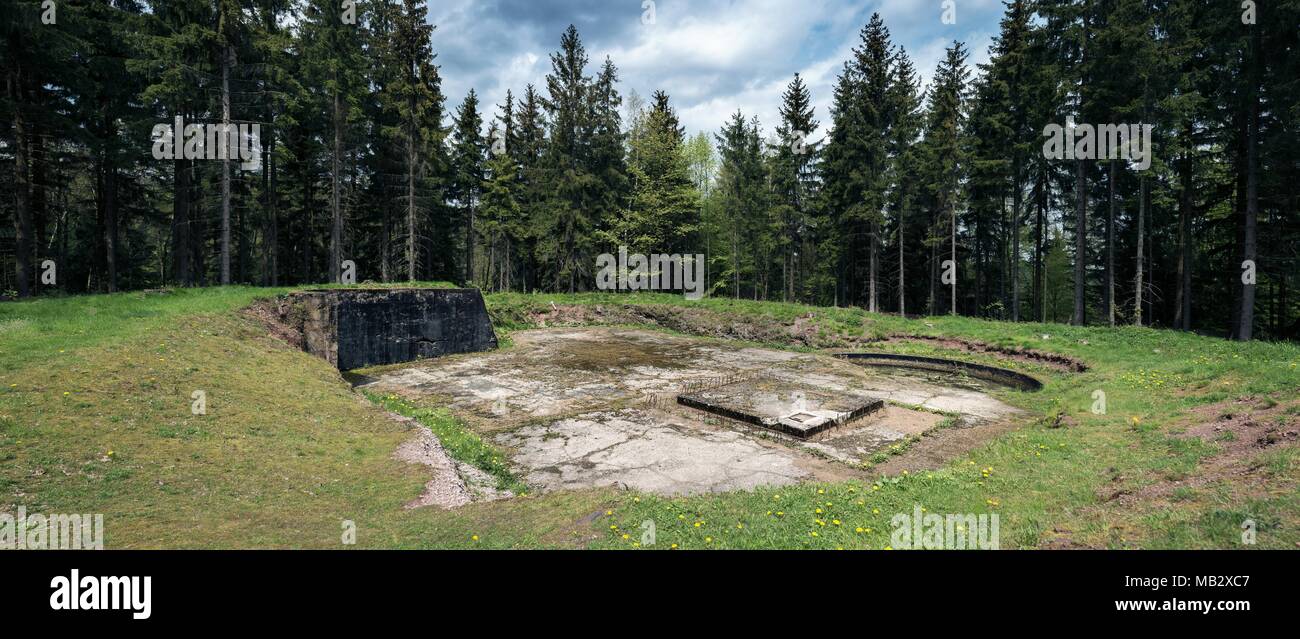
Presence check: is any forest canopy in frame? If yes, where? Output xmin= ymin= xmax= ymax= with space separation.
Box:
xmin=1 ymin=0 xmax=1297 ymax=341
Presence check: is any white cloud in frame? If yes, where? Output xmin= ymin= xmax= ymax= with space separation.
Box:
xmin=430 ymin=0 xmax=1003 ymax=137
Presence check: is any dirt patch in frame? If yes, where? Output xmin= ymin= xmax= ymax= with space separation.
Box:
xmin=515 ymin=302 xmax=1086 ymax=374
xmin=389 ymin=413 xmax=512 ymax=509
xmin=522 ymin=303 xmax=837 ymax=347
xmin=543 ymin=332 xmax=696 ymax=372
xmin=869 ymin=335 xmax=1087 ymax=373
xmin=242 ymin=297 xmax=306 ymax=350
xmin=1182 ymin=396 xmax=1299 ymax=453
xmin=1037 ymin=527 xmax=1102 ymax=549
xmin=869 ymin=415 xmax=1023 ymax=476
xmin=1107 ymin=395 xmax=1298 ymax=506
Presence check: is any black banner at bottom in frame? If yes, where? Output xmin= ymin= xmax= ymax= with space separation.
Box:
xmin=1 ymin=550 xmax=1291 ymax=626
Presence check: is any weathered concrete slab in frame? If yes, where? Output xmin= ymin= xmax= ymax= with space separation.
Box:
xmin=286 ymin=288 xmax=497 ymax=370
xmin=495 ymin=409 xmax=823 ymax=495
xmin=355 ymin=328 xmax=1023 ymax=495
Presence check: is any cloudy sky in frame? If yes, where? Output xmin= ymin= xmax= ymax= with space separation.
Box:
xmin=428 ymin=0 xmax=1005 ymax=141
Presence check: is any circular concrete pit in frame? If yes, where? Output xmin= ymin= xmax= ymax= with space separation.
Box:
xmin=354 ymin=327 xmax=1026 ymax=497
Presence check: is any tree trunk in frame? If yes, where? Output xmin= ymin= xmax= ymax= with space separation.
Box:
xmin=898 ymin=201 xmax=905 ymax=316
xmin=928 ymin=218 xmax=937 ymax=314
xmin=1175 ymin=138 xmax=1193 ymax=331
xmin=406 ymin=92 xmax=417 ymax=282
xmin=1034 ymin=174 xmax=1045 ymax=323
xmin=1106 ymin=159 xmax=1116 ymax=326
xmin=330 ymin=87 xmax=343 ymax=283
xmin=1011 ymin=159 xmax=1022 ymax=322
xmin=465 ymin=203 xmax=475 ymax=286
xmin=1134 ymin=173 xmax=1145 ymax=326
xmin=868 ymin=219 xmax=878 ymax=312
xmin=1072 ymin=157 xmax=1087 ymax=326
xmin=220 ymin=44 xmax=232 ymax=285
xmin=1238 ymin=25 xmax=1261 ymax=341
xmin=950 ymin=199 xmax=956 ymax=316
xmin=102 ymin=155 xmax=118 ymax=292
xmin=8 ymin=57 xmax=33 ymax=298
xmin=168 ymin=157 xmax=189 ymax=284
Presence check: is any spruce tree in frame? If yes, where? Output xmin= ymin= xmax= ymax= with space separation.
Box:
xmin=450 ymin=90 xmax=485 ymax=286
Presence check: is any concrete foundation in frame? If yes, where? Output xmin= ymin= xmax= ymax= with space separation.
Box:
xmin=356 ymin=328 xmax=1022 ymax=496
xmin=677 ymin=378 xmax=884 ymax=438
xmin=285 ymin=288 xmax=497 ymax=370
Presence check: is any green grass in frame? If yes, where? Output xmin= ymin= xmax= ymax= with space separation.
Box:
xmin=1 ymin=286 xmax=1297 ymax=549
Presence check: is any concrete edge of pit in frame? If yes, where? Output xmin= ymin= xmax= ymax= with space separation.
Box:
xmin=676 ymin=393 xmax=885 ymax=439
xmin=833 ymin=353 xmax=1044 ymax=391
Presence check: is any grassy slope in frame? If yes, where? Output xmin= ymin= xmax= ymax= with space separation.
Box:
xmin=1 ymin=288 xmax=1296 ymax=549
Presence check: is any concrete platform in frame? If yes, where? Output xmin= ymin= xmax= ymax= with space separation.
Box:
xmin=677 ymin=378 xmax=884 ymax=438
xmin=354 ymin=327 xmax=1023 ymax=496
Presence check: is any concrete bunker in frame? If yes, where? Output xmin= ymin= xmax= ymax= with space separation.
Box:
xmin=283 ymin=288 xmax=497 ymax=370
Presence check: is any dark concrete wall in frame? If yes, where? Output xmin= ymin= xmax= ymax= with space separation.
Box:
xmin=287 ymin=289 xmax=497 ymax=370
